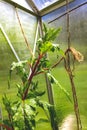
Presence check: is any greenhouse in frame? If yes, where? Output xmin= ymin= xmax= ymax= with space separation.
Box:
xmin=0 ymin=0 xmax=87 ymax=130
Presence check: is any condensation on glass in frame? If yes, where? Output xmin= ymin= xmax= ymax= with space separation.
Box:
xmin=42 ymin=0 xmax=87 ymax=129
xmin=0 ymin=1 xmax=37 ymax=60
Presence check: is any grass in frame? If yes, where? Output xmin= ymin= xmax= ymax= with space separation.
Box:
xmin=0 ymin=62 xmax=87 ymax=130
xmin=52 ymin=62 xmax=87 ymax=129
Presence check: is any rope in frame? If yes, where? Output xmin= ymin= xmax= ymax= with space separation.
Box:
xmin=65 ymin=0 xmax=82 ymax=130
xmin=15 ymin=8 xmax=34 ymax=57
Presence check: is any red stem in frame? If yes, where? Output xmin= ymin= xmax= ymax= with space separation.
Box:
xmin=0 ymin=124 xmax=12 ymax=130
xmin=22 ymin=54 xmax=43 ymax=100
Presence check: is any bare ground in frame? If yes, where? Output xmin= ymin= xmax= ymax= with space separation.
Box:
xmin=60 ymin=115 xmax=76 ymax=130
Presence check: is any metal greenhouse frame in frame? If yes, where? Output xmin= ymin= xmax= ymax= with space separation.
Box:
xmin=0 ymin=0 xmax=87 ymax=130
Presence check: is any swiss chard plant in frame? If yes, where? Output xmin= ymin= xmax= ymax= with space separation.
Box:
xmin=0 ymin=24 xmax=70 ymax=130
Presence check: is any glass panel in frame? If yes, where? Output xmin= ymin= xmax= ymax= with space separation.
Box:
xmin=70 ymin=5 xmax=87 ymax=62
xmin=42 ymin=5 xmax=66 ymax=22
xmin=32 ymin=0 xmax=58 ymax=10
xmin=0 ymin=1 xmax=17 ymax=79
xmin=43 ymin=0 xmax=87 ymax=129
xmin=69 ymin=4 xmax=87 ymax=129
xmin=11 ymin=0 xmax=33 ymax=11
xmin=0 ymin=1 xmax=37 ymax=60
xmin=0 ymin=30 xmax=17 ymax=73
xmin=0 ymin=28 xmax=17 ymax=107
xmin=42 ymin=0 xmax=86 ymax=23
xmin=0 ymin=0 xmax=37 ymax=109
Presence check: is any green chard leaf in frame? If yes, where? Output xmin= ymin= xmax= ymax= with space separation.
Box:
xmin=43 ymin=23 xmax=61 ymax=42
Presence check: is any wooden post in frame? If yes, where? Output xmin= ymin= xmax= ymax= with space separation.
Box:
xmin=66 ymin=0 xmax=82 ymax=129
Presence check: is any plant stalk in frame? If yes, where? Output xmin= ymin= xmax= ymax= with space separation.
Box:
xmin=22 ymin=54 xmax=43 ymax=100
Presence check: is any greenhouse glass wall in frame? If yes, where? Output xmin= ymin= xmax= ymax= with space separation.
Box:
xmin=0 ymin=0 xmax=87 ymax=130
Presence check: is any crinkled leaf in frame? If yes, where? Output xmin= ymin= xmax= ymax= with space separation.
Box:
xmin=43 ymin=24 xmax=61 ymax=42
xmin=40 ymin=41 xmax=52 ymax=53
xmin=26 ymin=91 xmax=45 ymax=99
xmin=10 ymin=60 xmax=28 ymax=71
xmin=37 ymin=118 xmax=49 ymax=123
xmin=34 ymin=91 xmax=45 ymax=97
xmin=36 ymin=99 xmax=53 ymax=119
xmin=2 ymin=94 xmax=14 ymax=117
xmin=30 ymin=81 xmax=38 ymax=90
xmin=9 ymin=60 xmax=28 ymax=83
